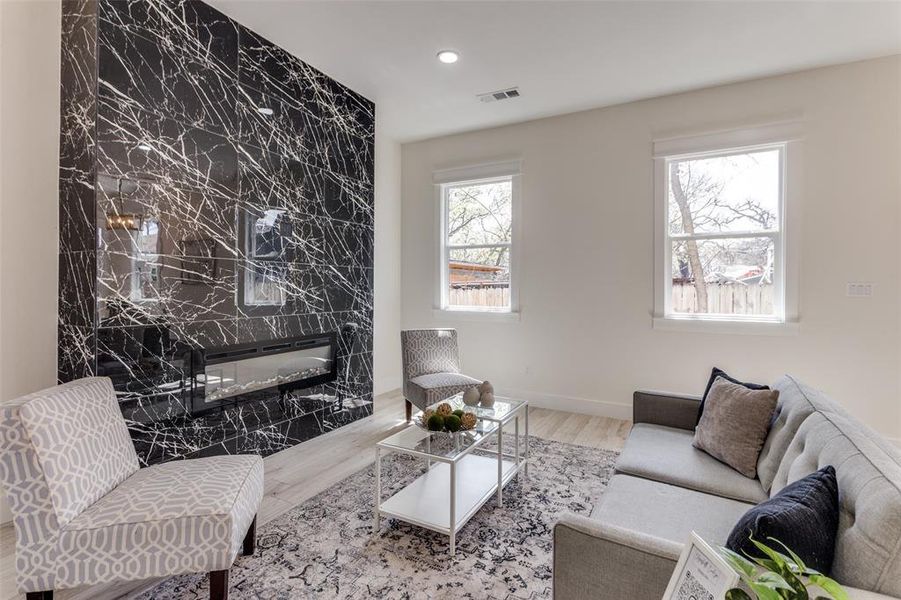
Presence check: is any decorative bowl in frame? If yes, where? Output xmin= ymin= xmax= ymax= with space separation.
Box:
xmin=417 ymin=403 xmax=478 ymax=433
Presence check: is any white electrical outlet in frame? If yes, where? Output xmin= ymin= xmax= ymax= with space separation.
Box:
xmin=846 ymin=282 xmax=874 ymax=297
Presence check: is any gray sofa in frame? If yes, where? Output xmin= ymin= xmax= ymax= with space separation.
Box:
xmin=553 ymin=375 xmax=901 ymax=599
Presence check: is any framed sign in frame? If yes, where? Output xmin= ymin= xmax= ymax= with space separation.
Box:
xmin=663 ymin=532 xmax=739 ymax=600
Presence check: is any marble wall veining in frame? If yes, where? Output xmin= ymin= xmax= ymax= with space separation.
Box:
xmin=58 ymin=0 xmax=375 ymax=465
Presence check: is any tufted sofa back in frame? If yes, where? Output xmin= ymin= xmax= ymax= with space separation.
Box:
xmin=757 ymin=376 xmax=847 ymax=491
xmin=770 ymin=410 xmax=901 ymax=596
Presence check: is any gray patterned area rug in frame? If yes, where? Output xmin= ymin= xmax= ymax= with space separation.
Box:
xmin=142 ymin=437 xmax=618 ymax=599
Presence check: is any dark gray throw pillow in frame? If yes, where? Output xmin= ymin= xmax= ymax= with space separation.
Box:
xmin=727 ymin=466 xmax=840 ymax=574
xmin=697 ymin=367 xmax=770 ymax=424
xmin=693 ymin=377 xmax=779 ymax=478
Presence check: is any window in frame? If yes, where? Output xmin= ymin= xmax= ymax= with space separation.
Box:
xmin=244 ymin=208 xmax=290 ymax=306
xmin=434 ymin=161 xmax=521 ymax=315
xmin=654 ymin=124 xmax=800 ymax=331
xmin=130 ymin=219 xmax=160 ymax=302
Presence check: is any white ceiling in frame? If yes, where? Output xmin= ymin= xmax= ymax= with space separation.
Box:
xmin=209 ymin=0 xmax=901 ymax=143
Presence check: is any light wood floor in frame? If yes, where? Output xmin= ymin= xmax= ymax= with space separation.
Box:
xmin=0 ymin=391 xmax=630 ymax=600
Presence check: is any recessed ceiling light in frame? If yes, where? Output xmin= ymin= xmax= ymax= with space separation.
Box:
xmin=136 ymin=143 xmax=152 ymax=151
xmin=437 ymin=50 xmax=459 ymax=64
xmin=257 ymin=107 xmax=274 ymax=116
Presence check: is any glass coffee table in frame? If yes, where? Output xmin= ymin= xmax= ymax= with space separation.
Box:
xmin=373 ymin=396 xmax=528 ymax=555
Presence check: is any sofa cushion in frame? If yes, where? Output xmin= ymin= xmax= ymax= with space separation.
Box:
xmin=693 ymin=378 xmax=779 ymax=478
xmin=757 ymin=375 xmax=845 ymax=492
xmin=406 ymin=372 xmax=481 ymax=410
xmin=772 ymin=411 xmax=901 ymax=596
xmin=56 ymin=454 xmax=264 ymax=588
xmin=617 ymin=424 xmax=768 ymax=503
xmin=18 ymin=377 xmax=140 ymax=526
xmin=727 ymin=466 xmax=839 ymax=574
xmin=591 ymin=474 xmax=754 ymax=557
xmin=698 ymin=367 xmax=770 ymax=424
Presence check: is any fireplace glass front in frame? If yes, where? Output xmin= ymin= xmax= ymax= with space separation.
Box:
xmin=191 ymin=333 xmax=337 ymax=414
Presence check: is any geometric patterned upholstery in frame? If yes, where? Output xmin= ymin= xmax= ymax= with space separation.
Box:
xmin=18 ymin=377 xmax=139 ymax=526
xmin=0 ymin=377 xmax=264 ymax=594
xmin=57 ymin=455 xmax=264 ymax=588
xmin=407 ymin=372 xmax=482 ymax=409
xmin=401 ymin=329 xmax=480 ymax=410
xmin=0 ymin=389 xmax=61 ymax=593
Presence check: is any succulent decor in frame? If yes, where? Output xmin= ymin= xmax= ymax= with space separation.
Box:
xmin=420 ymin=403 xmax=478 ymax=433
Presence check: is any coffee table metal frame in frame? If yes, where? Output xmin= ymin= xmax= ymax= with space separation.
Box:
xmin=373 ymin=396 xmax=529 ymax=555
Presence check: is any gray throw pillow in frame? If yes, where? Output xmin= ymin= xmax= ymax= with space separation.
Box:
xmin=693 ymin=377 xmax=779 ymax=478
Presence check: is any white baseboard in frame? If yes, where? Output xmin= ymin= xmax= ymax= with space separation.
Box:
xmin=497 ymin=387 xmax=632 ymax=421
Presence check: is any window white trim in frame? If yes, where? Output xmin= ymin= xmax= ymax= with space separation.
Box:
xmin=652 ymin=121 xmax=803 ymax=158
xmin=432 ymin=308 xmax=521 ymax=322
xmin=653 ymin=123 xmax=802 ymax=332
xmin=433 ymin=162 xmax=522 ymax=318
xmin=432 ymin=159 xmax=522 ymax=184
xmin=652 ymin=316 xmax=799 ymax=336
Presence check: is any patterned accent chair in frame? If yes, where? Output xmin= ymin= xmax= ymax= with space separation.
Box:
xmin=0 ymin=377 xmax=263 ymax=600
xmin=400 ymin=328 xmax=481 ymax=421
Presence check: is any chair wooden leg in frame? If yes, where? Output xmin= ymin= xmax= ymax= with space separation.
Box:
xmin=26 ymin=592 xmax=53 ymax=600
xmin=210 ymin=569 xmax=229 ymax=600
xmin=243 ymin=515 xmax=257 ymax=555
xmin=405 ymin=399 xmax=412 ymax=422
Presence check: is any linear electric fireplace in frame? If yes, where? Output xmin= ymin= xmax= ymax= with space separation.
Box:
xmin=190 ymin=332 xmax=338 ymax=415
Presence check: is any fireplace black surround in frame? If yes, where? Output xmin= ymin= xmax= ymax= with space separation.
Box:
xmin=58 ymin=0 xmax=375 ymax=464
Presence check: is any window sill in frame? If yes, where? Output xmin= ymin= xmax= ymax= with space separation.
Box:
xmin=652 ymin=316 xmax=799 ymax=336
xmin=433 ymin=308 xmax=521 ymax=323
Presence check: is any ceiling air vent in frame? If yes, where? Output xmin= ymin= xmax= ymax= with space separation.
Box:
xmin=478 ymin=87 xmax=520 ymax=103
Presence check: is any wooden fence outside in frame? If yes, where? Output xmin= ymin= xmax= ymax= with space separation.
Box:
xmin=448 ymin=285 xmax=510 ymax=308
xmin=448 ymin=282 xmax=774 ymax=315
xmin=672 ymin=282 xmax=774 ymax=315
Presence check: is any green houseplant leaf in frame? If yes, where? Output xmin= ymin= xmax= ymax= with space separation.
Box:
xmin=718 ymin=537 xmax=848 ymax=600
xmin=721 ymin=547 xmax=759 ymax=578
xmin=808 ymin=574 xmax=849 ymax=600
xmin=769 ymin=538 xmax=809 ymax=574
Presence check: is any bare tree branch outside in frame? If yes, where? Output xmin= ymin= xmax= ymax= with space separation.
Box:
xmin=445 ymin=180 xmax=512 ymax=309
xmin=667 ymin=148 xmax=781 ymax=316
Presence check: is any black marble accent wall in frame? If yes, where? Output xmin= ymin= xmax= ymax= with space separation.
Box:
xmin=58 ymin=0 xmax=375 ymax=465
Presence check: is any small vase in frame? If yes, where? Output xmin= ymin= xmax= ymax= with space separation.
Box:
xmin=462 ymin=387 xmax=481 ymax=406
xmin=479 ymin=380 xmax=494 ymax=395
xmin=479 ymin=391 xmax=495 ymax=407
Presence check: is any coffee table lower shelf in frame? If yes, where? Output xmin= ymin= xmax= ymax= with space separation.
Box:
xmin=376 ymin=453 xmax=518 ymax=553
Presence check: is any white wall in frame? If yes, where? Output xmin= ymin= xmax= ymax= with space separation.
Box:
xmin=401 ymin=56 xmax=901 ymax=441
xmin=373 ymin=126 xmax=403 ymax=395
xmin=0 ymin=0 xmax=62 ymax=523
